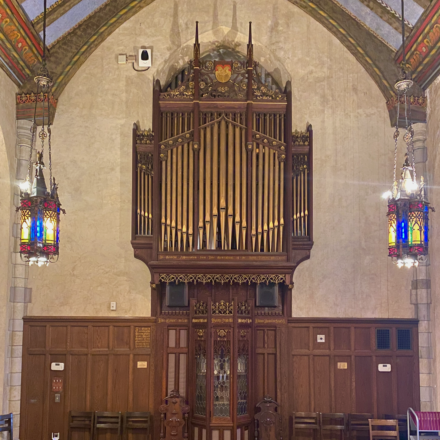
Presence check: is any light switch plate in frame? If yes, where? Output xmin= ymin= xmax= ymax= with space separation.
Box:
xmin=378 ymin=364 xmax=391 ymax=372
xmin=317 ymin=335 xmax=325 ymax=343
xmin=110 ymin=302 xmax=117 ymax=311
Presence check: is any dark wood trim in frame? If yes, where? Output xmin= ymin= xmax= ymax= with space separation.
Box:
xmin=287 ymin=317 xmax=418 ymax=325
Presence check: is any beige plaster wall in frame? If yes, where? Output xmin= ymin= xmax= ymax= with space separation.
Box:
xmin=27 ymin=0 xmax=413 ymax=318
xmin=0 ymin=67 xmax=18 ymax=410
xmin=427 ymin=76 xmax=440 ymax=409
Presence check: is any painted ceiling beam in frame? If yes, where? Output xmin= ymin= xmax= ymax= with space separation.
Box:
xmin=32 ymin=0 xmax=83 ymax=33
xmin=13 ymin=0 xmax=429 ymax=125
xmin=412 ymin=0 xmax=431 ymax=8
xmin=0 ymin=0 xmax=43 ymax=85
xmin=396 ymin=0 xmax=440 ymax=89
xmin=358 ymin=0 xmax=412 ymax=36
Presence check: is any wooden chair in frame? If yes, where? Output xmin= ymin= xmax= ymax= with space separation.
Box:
xmin=369 ymin=419 xmax=399 ymax=440
xmin=69 ymin=412 xmax=94 ymax=440
xmin=159 ymin=390 xmax=189 ymax=440
xmin=94 ymin=412 xmax=122 ymax=440
xmin=384 ymin=415 xmax=407 ymax=440
xmin=0 ymin=413 xmax=13 ymax=440
xmin=292 ymin=412 xmax=320 ymax=440
xmin=254 ymin=396 xmax=282 ymax=440
xmin=320 ymin=413 xmax=346 ymax=440
xmin=349 ymin=414 xmax=374 ymax=440
xmin=123 ymin=412 xmax=151 ymax=440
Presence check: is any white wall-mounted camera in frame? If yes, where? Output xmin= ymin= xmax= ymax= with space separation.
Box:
xmin=118 ymin=48 xmax=152 ymax=72
xmin=138 ymin=49 xmax=151 ymax=67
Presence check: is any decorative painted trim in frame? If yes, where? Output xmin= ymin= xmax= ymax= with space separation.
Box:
xmin=159 ymin=274 xmax=286 ymax=285
xmin=16 ymin=92 xmax=58 ymax=124
xmin=52 ymin=0 xmax=143 ymax=93
xmin=396 ymin=2 xmax=440 ymax=87
xmin=0 ymin=0 xmax=42 ymax=84
xmin=331 ymin=0 xmax=398 ymax=50
xmin=17 ymin=92 xmax=58 ymax=107
xmin=386 ymin=94 xmax=427 ymax=111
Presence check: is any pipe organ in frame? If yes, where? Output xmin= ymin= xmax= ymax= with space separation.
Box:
xmin=130 ymin=24 xmax=314 ymax=440
xmin=132 ymin=26 xmax=313 ymax=269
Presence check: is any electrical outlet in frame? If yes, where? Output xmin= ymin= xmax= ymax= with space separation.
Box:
xmin=52 ymin=433 xmax=60 ymax=440
xmin=317 ymin=335 xmax=325 ymax=343
xmin=110 ymin=302 xmax=117 ymax=311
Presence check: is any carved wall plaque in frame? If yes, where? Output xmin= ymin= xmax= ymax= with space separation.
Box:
xmin=135 ymin=327 xmax=151 ymax=348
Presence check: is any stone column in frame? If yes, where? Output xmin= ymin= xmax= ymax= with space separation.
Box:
xmin=6 ymin=120 xmax=33 ymax=439
xmin=410 ymin=123 xmax=435 ymax=410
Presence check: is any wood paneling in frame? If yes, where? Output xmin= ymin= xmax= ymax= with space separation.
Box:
xmin=288 ymin=320 xmax=419 ymax=416
xmin=21 ymin=317 xmax=155 ymax=440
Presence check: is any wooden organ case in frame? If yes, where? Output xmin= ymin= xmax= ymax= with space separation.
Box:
xmin=131 ymin=23 xmax=313 ymax=440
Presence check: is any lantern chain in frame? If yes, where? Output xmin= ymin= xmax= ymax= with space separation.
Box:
xmin=393 ymin=99 xmax=400 ymax=186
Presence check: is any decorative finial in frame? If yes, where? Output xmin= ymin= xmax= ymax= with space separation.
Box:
xmin=194 ymin=21 xmax=200 ymax=61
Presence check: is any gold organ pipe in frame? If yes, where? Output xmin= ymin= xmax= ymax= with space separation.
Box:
xmin=241 ymin=119 xmax=247 ymax=250
xmin=137 ymin=160 xmax=140 ymax=235
xmin=166 ymin=113 xmax=172 ymax=249
xmin=220 ymin=117 xmax=227 ymax=250
xmin=177 ymin=114 xmax=183 ymax=251
xmin=171 ymin=115 xmax=177 ymax=250
xmin=305 ymin=165 xmax=308 ymax=237
xmin=205 ymin=115 xmax=212 ymax=250
xmin=235 ymin=115 xmax=241 ymax=250
xmin=141 ymin=166 xmax=144 ymax=235
xmin=268 ymin=116 xmax=274 ymax=252
xmin=148 ymin=172 xmax=152 ymax=235
xmin=161 ymin=159 xmax=166 ymax=249
xmin=279 ymin=161 xmax=284 ymax=251
xmin=263 ymin=114 xmax=269 ymax=252
xmin=292 ymin=174 xmax=296 ymax=236
xmin=228 ymin=114 xmax=234 ymax=250
xmin=251 ymin=114 xmax=257 ymax=251
xmin=183 ymin=114 xmax=188 ymax=251
xmin=274 ymin=153 xmax=279 ymax=252
xmin=258 ymin=117 xmax=263 ymax=252
xmin=188 ymin=113 xmax=194 ymax=250
xmin=199 ymin=119 xmax=205 ymax=249
xmin=297 ymin=172 xmax=301 ymax=235
xmin=212 ymin=114 xmax=219 ymax=249
xmin=145 ymin=170 xmax=149 ymax=234
xmin=301 ymin=169 xmax=305 ymax=236
xmin=280 ymin=115 xmax=284 ymax=250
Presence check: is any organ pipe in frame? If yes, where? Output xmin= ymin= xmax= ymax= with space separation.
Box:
xmin=148 ymin=110 xmax=311 ymax=253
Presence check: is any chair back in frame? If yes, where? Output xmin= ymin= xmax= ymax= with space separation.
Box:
xmin=159 ymin=390 xmax=189 ymax=440
xmin=124 ymin=412 xmax=151 ymax=430
xmin=321 ymin=413 xmax=346 ymax=431
xmin=95 ymin=412 xmax=122 ymax=435
xmin=0 ymin=413 xmax=13 ymax=439
xmin=369 ymin=419 xmax=399 ymax=440
xmin=254 ymin=396 xmax=282 ymax=440
xmin=349 ymin=414 xmax=374 ymax=431
xmin=293 ymin=412 xmax=320 ymax=430
xmin=69 ymin=411 xmax=94 ymax=428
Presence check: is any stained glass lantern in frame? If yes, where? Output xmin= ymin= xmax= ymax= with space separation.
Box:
xmin=18 ymin=153 xmax=63 ymax=266
xmin=17 ymin=1 xmax=65 ymax=268
xmin=385 ymin=157 xmax=430 ymax=269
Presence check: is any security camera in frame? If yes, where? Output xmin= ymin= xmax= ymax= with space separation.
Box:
xmin=138 ymin=49 xmax=152 ymax=68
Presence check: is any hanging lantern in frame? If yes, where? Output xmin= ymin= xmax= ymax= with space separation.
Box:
xmin=16 ymin=0 xmax=65 ymax=266
xmin=383 ymin=0 xmax=433 ymax=269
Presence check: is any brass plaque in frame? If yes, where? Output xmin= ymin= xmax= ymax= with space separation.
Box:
xmin=137 ymin=361 xmax=148 ymax=369
xmin=337 ymin=362 xmax=348 ymax=369
xmin=135 ymin=327 xmax=151 ymax=348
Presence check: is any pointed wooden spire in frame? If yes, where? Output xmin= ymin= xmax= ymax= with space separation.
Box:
xmin=194 ymin=21 xmax=200 ymax=64
xmin=247 ymin=22 xmax=253 ymax=67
